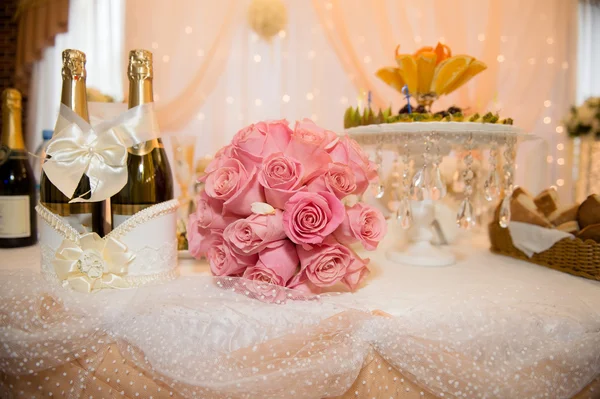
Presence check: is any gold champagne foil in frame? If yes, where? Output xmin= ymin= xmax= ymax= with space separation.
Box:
xmin=61 ymin=49 xmax=89 ymax=121
xmin=1 ymin=89 xmax=25 ymax=151
xmin=127 ymin=49 xmax=158 ymax=156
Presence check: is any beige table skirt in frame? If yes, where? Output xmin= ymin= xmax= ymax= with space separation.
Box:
xmin=3 ymin=344 xmax=599 ymax=399
xmin=2 ymin=304 xmax=599 ymax=399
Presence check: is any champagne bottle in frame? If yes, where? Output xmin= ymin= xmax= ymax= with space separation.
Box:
xmin=0 ymin=89 xmax=37 ymax=248
xmin=110 ymin=49 xmax=173 ymax=228
xmin=40 ymin=49 xmax=104 ymax=235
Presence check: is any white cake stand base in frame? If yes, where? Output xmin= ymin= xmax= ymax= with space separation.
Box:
xmin=386 ymin=242 xmax=455 ymax=266
xmin=386 ymin=199 xmax=456 ymax=267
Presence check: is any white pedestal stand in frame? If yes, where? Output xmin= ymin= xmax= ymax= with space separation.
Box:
xmin=347 ymin=121 xmax=529 ymax=268
xmin=386 ymin=200 xmax=455 ymax=266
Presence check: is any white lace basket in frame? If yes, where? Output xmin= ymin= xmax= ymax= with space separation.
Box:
xmin=37 ymin=199 xmax=179 ymax=292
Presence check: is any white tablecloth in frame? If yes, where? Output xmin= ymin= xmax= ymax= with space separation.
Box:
xmin=2 ymin=234 xmax=600 ymax=398
xmin=7 ymin=234 xmax=597 ymax=318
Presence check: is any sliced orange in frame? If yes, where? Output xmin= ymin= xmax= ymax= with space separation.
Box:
xmin=376 ymin=67 xmax=405 ymax=91
xmin=413 ymin=46 xmax=434 ymax=58
xmin=431 ymin=55 xmax=474 ymax=95
xmin=394 ymin=54 xmax=418 ymax=94
xmin=434 ymin=42 xmax=452 ymax=65
xmin=438 ymin=59 xmax=487 ymax=95
xmin=416 ymin=51 xmax=437 ymax=94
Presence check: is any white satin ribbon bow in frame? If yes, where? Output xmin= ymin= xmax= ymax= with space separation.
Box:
xmin=42 ymin=103 xmax=160 ymax=203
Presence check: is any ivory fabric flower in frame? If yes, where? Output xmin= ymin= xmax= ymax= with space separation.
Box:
xmin=52 ymin=233 xmax=135 ymax=293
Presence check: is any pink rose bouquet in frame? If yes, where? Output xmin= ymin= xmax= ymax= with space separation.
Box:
xmin=188 ymin=119 xmax=386 ymax=295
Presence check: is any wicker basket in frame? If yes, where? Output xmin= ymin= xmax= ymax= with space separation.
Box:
xmin=488 ymin=222 xmax=600 ymax=281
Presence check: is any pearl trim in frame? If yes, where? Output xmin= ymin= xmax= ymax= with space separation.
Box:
xmin=35 ymin=204 xmax=81 ymax=243
xmin=36 ymin=199 xmax=180 ymax=243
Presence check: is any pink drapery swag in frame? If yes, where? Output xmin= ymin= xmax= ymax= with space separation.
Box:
xmin=15 ymin=0 xmax=69 ymax=89
xmin=124 ymin=0 xmax=240 ymax=133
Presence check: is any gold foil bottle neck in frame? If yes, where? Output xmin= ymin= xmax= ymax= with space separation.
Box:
xmin=62 ymin=49 xmax=87 ymax=80
xmin=1 ymin=88 xmax=22 ymax=112
xmin=1 ymin=88 xmax=25 ymax=151
xmin=128 ymin=49 xmax=153 ymax=80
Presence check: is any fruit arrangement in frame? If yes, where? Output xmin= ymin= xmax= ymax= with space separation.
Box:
xmin=343 ymin=105 xmax=514 ymax=129
xmin=376 ymin=42 xmax=487 ymax=107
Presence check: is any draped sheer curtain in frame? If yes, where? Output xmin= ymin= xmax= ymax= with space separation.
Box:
xmin=312 ymin=0 xmax=578 ymax=198
xmin=124 ymin=0 xmax=577 ymax=197
xmin=29 ymin=0 xmax=580 ymax=198
xmin=28 ymin=0 xmax=125 ymax=150
xmin=124 ymin=0 xmax=358 ymax=158
xmin=578 ymin=0 xmax=600 ymax=103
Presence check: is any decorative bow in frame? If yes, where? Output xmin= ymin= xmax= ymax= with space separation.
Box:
xmin=42 ymin=103 xmax=161 ymax=203
xmin=53 ymin=233 xmax=136 ymax=293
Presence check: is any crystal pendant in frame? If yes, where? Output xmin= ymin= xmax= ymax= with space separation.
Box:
xmin=373 ymin=183 xmax=385 ymax=199
xmin=456 ymin=198 xmax=475 ymax=229
xmin=430 ymin=166 xmax=447 ymax=201
xmin=397 ymin=197 xmax=413 ymax=230
xmin=484 ymin=170 xmax=501 ymax=201
xmin=410 ymin=168 xmax=425 ymax=201
xmin=499 ymin=195 xmax=511 ymax=228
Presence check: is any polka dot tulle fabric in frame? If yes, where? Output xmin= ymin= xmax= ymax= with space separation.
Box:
xmin=1 ymin=265 xmax=600 ymax=399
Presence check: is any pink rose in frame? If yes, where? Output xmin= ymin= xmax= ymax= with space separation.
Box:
xmin=328 ymin=136 xmax=378 ymax=195
xmin=284 ymin=121 xmax=334 ymax=180
xmin=293 ymin=119 xmax=338 ymax=149
xmin=204 ymin=158 xmax=265 ymax=216
xmin=296 ymin=240 xmax=354 ymax=287
xmin=243 ymin=240 xmax=299 ymax=286
xmin=342 ymin=254 xmax=370 ymax=291
xmin=306 ymin=163 xmax=357 ymax=200
xmin=208 ymin=234 xmax=258 ymax=276
xmin=283 ymin=191 xmax=345 ymax=248
xmin=221 ymin=145 xmax=262 ymax=172
xmin=258 ymin=153 xmax=306 ymax=209
xmin=231 ymin=120 xmax=293 ymax=165
xmin=204 ymin=158 xmax=248 ymax=201
xmin=334 ymin=203 xmax=387 ymax=250
xmin=286 ymin=270 xmax=321 ymax=295
xmin=187 ymin=215 xmax=221 ymax=258
xmin=223 ymin=210 xmax=287 ymax=255
xmin=203 ymin=145 xmax=233 ymax=175
xmin=186 ymin=212 xmax=204 ymax=258
xmin=194 ymin=192 xmax=235 ymax=230
xmin=222 ymin=168 xmax=265 ymax=217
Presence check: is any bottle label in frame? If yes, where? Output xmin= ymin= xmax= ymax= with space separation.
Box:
xmin=0 ymin=195 xmax=31 ymax=238
xmin=112 ymin=203 xmax=152 ymax=228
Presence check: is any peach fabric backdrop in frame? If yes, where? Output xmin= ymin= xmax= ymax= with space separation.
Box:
xmin=124 ymin=0 xmax=577 ymax=199
xmin=312 ymin=0 xmax=577 ymax=198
